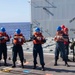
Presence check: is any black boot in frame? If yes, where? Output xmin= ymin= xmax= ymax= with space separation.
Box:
xmin=4 ymin=60 xmax=8 ymax=66
xmin=21 ymin=62 xmax=24 ymax=68
xmin=33 ymin=64 xmax=36 ymax=69
xmin=65 ymin=61 xmax=70 ymax=67
xmin=41 ymin=65 xmax=45 ymax=71
xmin=12 ymin=61 xmax=16 ymax=68
xmin=54 ymin=59 xmax=57 ymax=66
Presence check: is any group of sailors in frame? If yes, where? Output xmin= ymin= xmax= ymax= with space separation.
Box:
xmin=0 ymin=27 xmax=25 ymax=68
xmin=0 ymin=25 xmax=71 ymax=71
xmin=54 ymin=25 xmax=70 ymax=67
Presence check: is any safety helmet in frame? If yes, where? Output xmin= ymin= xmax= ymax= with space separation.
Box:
xmin=35 ymin=27 xmax=40 ymax=32
xmin=16 ymin=29 xmax=21 ymax=34
xmin=64 ymin=27 xmax=68 ymax=32
xmin=1 ymin=27 xmax=6 ymax=32
xmin=61 ymin=25 xmax=65 ymax=29
xmin=56 ymin=26 xmax=61 ymax=31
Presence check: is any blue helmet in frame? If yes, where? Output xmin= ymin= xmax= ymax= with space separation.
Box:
xmin=56 ymin=26 xmax=61 ymax=31
xmin=1 ymin=27 xmax=6 ymax=32
xmin=16 ymin=29 xmax=21 ymax=34
xmin=35 ymin=27 xmax=40 ymax=32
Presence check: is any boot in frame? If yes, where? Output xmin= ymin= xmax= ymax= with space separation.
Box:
xmin=33 ymin=64 xmax=36 ymax=69
xmin=12 ymin=61 xmax=16 ymax=68
xmin=41 ymin=65 xmax=45 ymax=71
xmin=54 ymin=59 xmax=57 ymax=66
xmin=4 ymin=60 xmax=8 ymax=66
xmin=65 ymin=61 xmax=70 ymax=67
xmin=21 ymin=62 xmax=24 ymax=68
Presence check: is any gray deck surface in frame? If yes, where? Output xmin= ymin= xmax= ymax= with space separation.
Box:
xmin=0 ymin=51 xmax=75 ymax=75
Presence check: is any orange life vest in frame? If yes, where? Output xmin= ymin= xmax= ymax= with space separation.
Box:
xmin=13 ymin=33 xmax=25 ymax=45
xmin=33 ymin=32 xmax=45 ymax=44
xmin=54 ymin=31 xmax=64 ymax=42
xmin=0 ymin=32 xmax=9 ymax=43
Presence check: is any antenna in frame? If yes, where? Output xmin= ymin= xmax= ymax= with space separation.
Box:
xmin=35 ymin=6 xmax=55 ymax=8
xmin=33 ymin=20 xmax=40 ymax=26
xmin=69 ymin=17 xmax=75 ymax=23
xmin=43 ymin=7 xmax=54 ymax=16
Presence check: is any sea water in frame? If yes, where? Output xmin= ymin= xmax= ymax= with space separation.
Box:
xmin=0 ymin=22 xmax=31 ymax=40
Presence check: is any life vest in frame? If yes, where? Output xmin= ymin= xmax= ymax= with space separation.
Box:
xmin=33 ymin=32 xmax=45 ymax=44
xmin=13 ymin=33 xmax=25 ymax=45
xmin=54 ymin=31 xmax=64 ymax=42
xmin=0 ymin=32 xmax=10 ymax=43
xmin=63 ymin=34 xmax=69 ymax=45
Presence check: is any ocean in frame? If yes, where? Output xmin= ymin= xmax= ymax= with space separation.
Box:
xmin=0 ymin=22 xmax=31 ymax=40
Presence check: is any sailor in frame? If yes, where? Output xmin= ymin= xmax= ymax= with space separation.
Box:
xmin=0 ymin=27 xmax=10 ymax=66
xmin=12 ymin=29 xmax=26 ymax=68
xmin=54 ymin=26 xmax=69 ymax=67
xmin=63 ymin=27 xmax=70 ymax=61
xmin=32 ymin=27 xmax=46 ymax=71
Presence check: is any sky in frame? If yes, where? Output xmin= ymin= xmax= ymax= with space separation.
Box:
xmin=0 ymin=0 xmax=31 ymax=23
